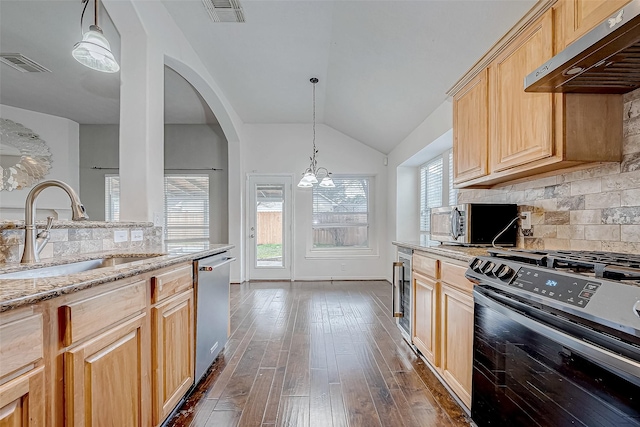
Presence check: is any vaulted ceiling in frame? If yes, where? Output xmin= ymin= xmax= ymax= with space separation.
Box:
xmin=0 ymin=0 xmax=535 ymax=154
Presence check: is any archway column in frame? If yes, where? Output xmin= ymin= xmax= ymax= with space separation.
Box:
xmin=103 ymin=0 xmax=165 ymax=224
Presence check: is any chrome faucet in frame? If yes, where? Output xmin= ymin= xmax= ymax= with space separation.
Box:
xmin=21 ymin=180 xmax=89 ymax=264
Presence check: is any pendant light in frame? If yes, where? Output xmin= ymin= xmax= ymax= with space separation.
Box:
xmin=72 ymin=0 xmax=120 ymax=73
xmin=297 ymin=78 xmax=335 ymax=188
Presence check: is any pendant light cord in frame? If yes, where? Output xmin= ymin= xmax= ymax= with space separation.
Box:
xmin=79 ymin=0 xmax=90 ymax=36
xmin=310 ymin=78 xmax=318 ymax=172
xmin=312 ymin=80 xmax=316 ymax=154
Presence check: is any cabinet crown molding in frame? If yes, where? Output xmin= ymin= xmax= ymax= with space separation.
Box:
xmin=447 ymin=0 xmax=557 ymax=97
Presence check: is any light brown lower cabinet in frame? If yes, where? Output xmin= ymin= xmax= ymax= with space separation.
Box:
xmin=0 ymin=366 xmax=45 ymax=427
xmin=412 ymin=253 xmax=474 ymax=409
xmin=64 ymin=314 xmax=150 ymax=427
xmin=0 ymin=261 xmax=196 ymax=427
xmin=151 ymin=289 xmax=194 ymax=425
xmin=440 ymin=282 xmax=474 ymax=409
xmin=412 ymin=272 xmax=439 ymax=366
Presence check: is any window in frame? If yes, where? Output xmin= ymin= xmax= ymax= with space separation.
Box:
xmin=105 ymin=175 xmax=209 ymax=245
xmin=164 ymin=175 xmax=209 ymax=242
xmin=312 ymin=176 xmax=370 ymax=249
xmin=105 ymin=175 xmax=120 ymax=221
xmin=420 ymin=150 xmax=457 ymax=236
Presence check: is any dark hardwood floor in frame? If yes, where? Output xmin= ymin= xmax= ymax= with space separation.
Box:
xmin=168 ymin=280 xmax=471 ymax=427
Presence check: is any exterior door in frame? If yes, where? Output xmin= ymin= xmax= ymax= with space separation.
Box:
xmin=247 ymin=175 xmax=292 ymax=280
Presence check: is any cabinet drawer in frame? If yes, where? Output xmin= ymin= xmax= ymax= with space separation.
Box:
xmin=0 ymin=312 xmax=43 ymax=379
xmin=59 ymin=280 xmax=147 ymax=346
xmin=413 ymin=252 xmax=439 ymax=279
xmin=151 ymin=264 xmax=193 ymax=304
xmin=441 ymin=262 xmax=473 ymax=294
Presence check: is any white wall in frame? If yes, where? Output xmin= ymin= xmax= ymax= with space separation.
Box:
xmin=386 ymin=100 xmax=453 ymax=280
xmin=0 ymin=104 xmax=79 ymax=220
xmin=79 ymin=124 xmax=229 ymax=243
xmin=79 ymin=125 xmax=119 ymax=220
xmin=242 ymin=123 xmax=388 ymax=280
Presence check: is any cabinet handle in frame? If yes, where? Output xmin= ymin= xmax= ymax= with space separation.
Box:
xmin=59 ymin=305 xmax=72 ymax=347
xmin=392 ymin=262 xmax=403 ymax=318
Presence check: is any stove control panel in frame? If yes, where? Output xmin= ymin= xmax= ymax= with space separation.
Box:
xmin=510 ymin=267 xmax=600 ymax=308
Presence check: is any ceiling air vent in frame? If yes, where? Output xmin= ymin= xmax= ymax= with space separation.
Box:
xmin=0 ymin=53 xmax=51 ymax=73
xmin=202 ymin=0 xmax=245 ymax=23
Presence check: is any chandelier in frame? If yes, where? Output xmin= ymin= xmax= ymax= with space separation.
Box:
xmin=297 ymin=78 xmax=335 ymax=188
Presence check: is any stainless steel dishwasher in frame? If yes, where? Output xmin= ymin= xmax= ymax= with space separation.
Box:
xmin=193 ymin=252 xmax=235 ymax=384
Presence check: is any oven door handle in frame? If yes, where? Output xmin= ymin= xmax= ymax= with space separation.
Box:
xmin=392 ymin=262 xmax=403 ymax=318
xmin=474 ymin=290 xmax=640 ymax=386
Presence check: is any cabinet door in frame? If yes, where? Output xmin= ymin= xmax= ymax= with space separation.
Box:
xmin=440 ymin=283 xmax=473 ymax=409
xmin=453 ymin=68 xmax=489 ymax=184
xmin=0 ymin=367 xmax=45 ymax=427
xmin=561 ymin=0 xmax=632 ymax=49
xmin=64 ymin=314 xmax=149 ymax=427
xmin=152 ymin=290 xmax=194 ymax=426
xmin=490 ymin=10 xmax=554 ymax=173
xmin=412 ymin=273 xmax=439 ymax=366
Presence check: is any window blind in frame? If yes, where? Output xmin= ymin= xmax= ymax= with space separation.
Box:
xmin=105 ymin=175 xmax=120 ymax=221
xmin=164 ymin=175 xmax=209 ymax=242
xmin=420 ymin=157 xmax=443 ymax=232
xmin=104 ymin=175 xmax=210 ymax=244
xmin=312 ymin=177 xmax=370 ymax=248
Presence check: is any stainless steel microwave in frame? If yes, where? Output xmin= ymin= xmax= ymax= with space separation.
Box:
xmin=430 ymin=203 xmax=518 ymax=246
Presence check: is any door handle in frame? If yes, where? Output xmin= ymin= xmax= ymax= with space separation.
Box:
xmin=392 ymin=262 xmax=403 ymax=318
xmin=451 ymin=207 xmax=461 ymax=240
xmin=199 ymin=257 xmax=236 ymax=271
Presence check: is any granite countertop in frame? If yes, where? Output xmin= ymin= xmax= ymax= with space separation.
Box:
xmin=0 ymin=243 xmax=234 ymax=312
xmin=392 ymin=240 xmax=491 ymax=263
xmin=0 ymin=220 xmax=155 ymax=230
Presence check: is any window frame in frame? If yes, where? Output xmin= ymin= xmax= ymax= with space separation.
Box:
xmin=306 ymin=174 xmax=377 ymax=259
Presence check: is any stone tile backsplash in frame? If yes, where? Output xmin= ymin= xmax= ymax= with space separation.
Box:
xmin=0 ymin=226 xmax=163 ymax=264
xmin=458 ymin=88 xmax=640 ymax=254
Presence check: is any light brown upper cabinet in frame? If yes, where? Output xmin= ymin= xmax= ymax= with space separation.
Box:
xmin=559 ymin=0 xmax=632 ymax=50
xmin=451 ymin=5 xmax=623 ymax=188
xmin=453 ymin=69 xmax=489 ymax=184
xmin=490 ymin=11 xmax=555 ymax=174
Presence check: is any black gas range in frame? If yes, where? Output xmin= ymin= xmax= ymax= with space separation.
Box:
xmin=465 ymin=249 xmax=640 ymax=427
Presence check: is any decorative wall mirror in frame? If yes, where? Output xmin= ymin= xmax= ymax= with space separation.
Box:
xmin=0 ymin=118 xmax=52 ymax=191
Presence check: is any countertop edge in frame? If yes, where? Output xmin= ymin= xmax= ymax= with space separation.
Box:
xmin=392 ymin=241 xmax=488 ymax=263
xmin=0 ymin=244 xmax=234 ymax=312
xmin=0 ymin=220 xmax=155 ymax=230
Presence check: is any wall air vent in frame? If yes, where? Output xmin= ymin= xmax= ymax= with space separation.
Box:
xmin=202 ymin=0 xmax=245 ymax=23
xmin=0 ymin=53 xmax=51 ymax=73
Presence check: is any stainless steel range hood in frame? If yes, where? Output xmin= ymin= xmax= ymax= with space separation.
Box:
xmin=525 ymin=0 xmax=640 ymax=94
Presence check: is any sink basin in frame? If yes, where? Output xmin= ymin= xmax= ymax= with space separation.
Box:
xmin=0 ymin=256 xmax=163 ymax=279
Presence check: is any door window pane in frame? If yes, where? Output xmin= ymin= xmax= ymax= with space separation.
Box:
xmin=255 ymin=184 xmax=284 ymax=267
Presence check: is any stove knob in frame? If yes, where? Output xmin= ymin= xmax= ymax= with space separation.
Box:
xmin=482 ymin=261 xmax=496 ymax=275
xmin=470 ymin=259 xmax=484 ymax=273
xmin=496 ymin=265 xmax=515 ymax=281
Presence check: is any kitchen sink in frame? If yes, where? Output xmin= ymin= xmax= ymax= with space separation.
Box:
xmin=0 ymin=255 xmax=163 ymax=280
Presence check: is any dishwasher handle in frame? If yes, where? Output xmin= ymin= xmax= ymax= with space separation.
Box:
xmin=199 ymin=257 xmax=236 ymax=271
